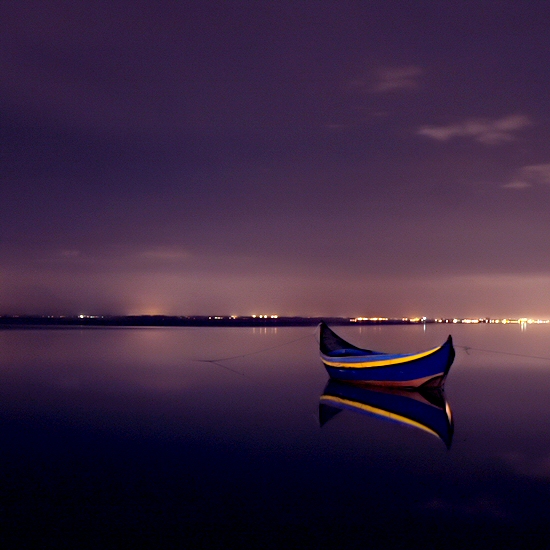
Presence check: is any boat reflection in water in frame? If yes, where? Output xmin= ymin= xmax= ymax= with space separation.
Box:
xmin=319 ymin=380 xmax=454 ymax=449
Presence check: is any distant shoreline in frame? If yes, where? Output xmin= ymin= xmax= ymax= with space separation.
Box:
xmin=0 ymin=315 xmax=406 ymax=328
xmin=0 ymin=315 xmax=543 ymax=328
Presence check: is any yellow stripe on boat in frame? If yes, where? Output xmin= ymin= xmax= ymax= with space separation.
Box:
xmin=320 ymin=395 xmax=439 ymax=438
xmin=320 ymin=344 xmax=441 ymax=369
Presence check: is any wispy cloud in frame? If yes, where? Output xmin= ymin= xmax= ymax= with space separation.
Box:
xmin=139 ymin=247 xmax=191 ymax=262
xmin=504 ymin=163 xmax=550 ymax=189
xmin=371 ymin=65 xmax=423 ymax=93
xmin=418 ymin=114 xmax=531 ymax=145
xmin=59 ymin=249 xmax=81 ymax=258
xmin=46 ymin=246 xmax=192 ymax=268
xmin=347 ymin=65 xmax=422 ymax=94
xmin=502 ymin=181 xmax=532 ymax=190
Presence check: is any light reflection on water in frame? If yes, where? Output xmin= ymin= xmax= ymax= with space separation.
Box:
xmin=0 ymin=324 xmax=550 ymax=547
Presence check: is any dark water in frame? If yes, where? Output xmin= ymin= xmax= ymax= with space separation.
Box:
xmin=1 ymin=324 xmax=550 ymax=548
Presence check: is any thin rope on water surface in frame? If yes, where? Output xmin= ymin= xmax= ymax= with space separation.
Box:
xmin=456 ymin=345 xmax=550 ymax=363
xmin=196 ymin=327 xmax=319 ymax=378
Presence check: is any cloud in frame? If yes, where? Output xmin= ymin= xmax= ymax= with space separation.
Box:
xmin=347 ymin=65 xmax=422 ymax=94
xmin=371 ymin=65 xmax=423 ymax=93
xmin=27 ymin=246 xmax=193 ymax=272
xmin=59 ymin=249 xmax=82 ymax=258
xmin=418 ymin=114 xmax=531 ymax=144
xmin=520 ymin=163 xmax=550 ymax=184
xmin=139 ymin=247 xmax=191 ymax=262
xmin=504 ymin=163 xmax=550 ymax=189
xmin=502 ymin=181 xmax=532 ymax=190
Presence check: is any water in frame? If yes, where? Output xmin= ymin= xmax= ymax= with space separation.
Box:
xmin=1 ymin=324 xmax=550 ymax=548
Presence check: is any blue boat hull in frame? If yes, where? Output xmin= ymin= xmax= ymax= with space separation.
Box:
xmin=319 ymin=323 xmax=455 ymax=387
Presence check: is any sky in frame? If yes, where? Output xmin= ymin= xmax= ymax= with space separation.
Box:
xmin=2 ymin=0 xmax=550 ymax=318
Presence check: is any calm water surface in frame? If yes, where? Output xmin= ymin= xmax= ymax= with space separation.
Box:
xmin=1 ymin=324 xmax=550 ymax=548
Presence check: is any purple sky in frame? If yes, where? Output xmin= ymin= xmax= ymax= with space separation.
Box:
xmin=2 ymin=1 xmax=550 ymax=317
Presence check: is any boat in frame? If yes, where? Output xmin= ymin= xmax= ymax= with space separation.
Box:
xmin=319 ymin=322 xmax=455 ymax=387
xmin=319 ymin=379 xmax=454 ymax=448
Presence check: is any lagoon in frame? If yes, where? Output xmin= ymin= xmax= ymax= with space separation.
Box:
xmin=1 ymin=324 xmax=550 ymax=548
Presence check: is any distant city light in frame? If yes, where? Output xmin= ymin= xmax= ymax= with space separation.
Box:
xmin=351 ymin=317 xmax=389 ymax=322
xmin=250 ymin=314 xmax=278 ymax=319
xmin=348 ymin=316 xmax=550 ymax=326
